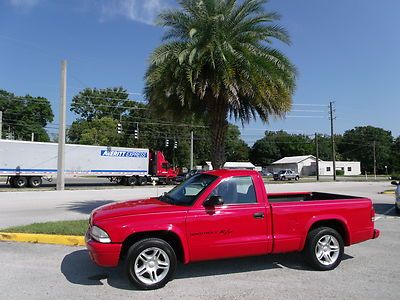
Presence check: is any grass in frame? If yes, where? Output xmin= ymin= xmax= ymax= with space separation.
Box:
xmin=1 ymin=219 xmax=88 ymax=236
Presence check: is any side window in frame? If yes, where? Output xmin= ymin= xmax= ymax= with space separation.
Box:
xmin=210 ymin=176 xmax=257 ymax=205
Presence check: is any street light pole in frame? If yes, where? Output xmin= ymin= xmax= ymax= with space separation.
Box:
xmin=57 ymin=60 xmax=67 ymax=191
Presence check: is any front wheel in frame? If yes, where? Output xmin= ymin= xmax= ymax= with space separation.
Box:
xmin=125 ymin=238 xmax=177 ymax=290
xmin=280 ymin=176 xmax=286 ymax=181
xmin=304 ymin=227 xmax=344 ymax=271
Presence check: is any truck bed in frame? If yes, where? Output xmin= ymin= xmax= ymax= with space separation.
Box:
xmin=267 ymin=192 xmax=358 ymax=203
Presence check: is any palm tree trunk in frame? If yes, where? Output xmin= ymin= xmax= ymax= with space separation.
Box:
xmin=209 ymin=100 xmax=229 ymax=169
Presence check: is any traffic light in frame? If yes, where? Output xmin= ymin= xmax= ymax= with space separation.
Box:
xmin=134 ymin=129 xmax=139 ymax=139
xmin=165 ymin=139 xmax=169 ymax=147
xmin=174 ymin=140 xmax=178 ymax=149
xmin=117 ymin=123 xmax=122 ymax=134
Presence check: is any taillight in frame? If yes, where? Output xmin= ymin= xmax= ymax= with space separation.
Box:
xmin=371 ymin=207 xmax=375 ymax=222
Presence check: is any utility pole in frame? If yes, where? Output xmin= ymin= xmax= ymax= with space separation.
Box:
xmin=57 ymin=60 xmax=67 ymax=191
xmin=190 ymin=131 xmax=194 ymax=170
xmin=0 ymin=111 xmax=2 ymax=139
xmin=31 ymin=132 xmax=34 ymax=142
xmin=373 ymin=141 xmax=377 ymax=180
xmin=315 ymin=133 xmax=319 ymax=181
xmin=329 ymin=101 xmax=336 ymax=181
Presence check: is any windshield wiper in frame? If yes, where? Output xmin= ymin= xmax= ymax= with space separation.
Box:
xmin=158 ymin=194 xmax=175 ymax=204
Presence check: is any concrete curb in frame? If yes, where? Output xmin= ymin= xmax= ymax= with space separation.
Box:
xmin=0 ymin=232 xmax=85 ymax=246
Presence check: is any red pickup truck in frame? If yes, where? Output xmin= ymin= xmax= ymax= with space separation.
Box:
xmin=86 ymin=169 xmax=380 ymax=290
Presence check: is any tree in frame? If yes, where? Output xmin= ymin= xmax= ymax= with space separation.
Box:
xmin=0 ymin=89 xmax=54 ymax=141
xmin=391 ymin=137 xmax=400 ymax=173
xmin=145 ymin=0 xmax=296 ymax=169
xmin=70 ymin=87 xmax=131 ymax=121
xmin=338 ymin=126 xmax=393 ymax=173
xmin=226 ymin=125 xmax=250 ymax=161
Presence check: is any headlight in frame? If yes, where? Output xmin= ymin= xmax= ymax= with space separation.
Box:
xmin=90 ymin=225 xmax=111 ymax=243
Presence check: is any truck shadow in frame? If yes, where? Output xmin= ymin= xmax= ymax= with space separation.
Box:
xmin=374 ymin=203 xmax=398 ymax=217
xmin=61 ymin=250 xmax=353 ymax=291
xmin=60 ymin=200 xmax=115 ymax=214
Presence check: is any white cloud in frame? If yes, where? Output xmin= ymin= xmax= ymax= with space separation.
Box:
xmin=9 ymin=0 xmax=40 ymax=10
xmin=94 ymin=0 xmax=171 ymax=25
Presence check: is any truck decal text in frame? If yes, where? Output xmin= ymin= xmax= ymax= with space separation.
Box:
xmin=100 ymin=150 xmax=148 ymax=158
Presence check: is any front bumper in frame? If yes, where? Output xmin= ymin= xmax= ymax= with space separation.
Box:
xmin=85 ymin=231 xmax=122 ymax=267
xmin=372 ymin=229 xmax=380 ymax=239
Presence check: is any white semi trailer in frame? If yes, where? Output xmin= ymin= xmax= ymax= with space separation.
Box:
xmin=0 ymin=140 xmax=177 ymax=188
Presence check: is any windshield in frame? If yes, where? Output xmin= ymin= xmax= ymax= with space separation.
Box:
xmin=279 ymin=170 xmax=286 ymax=174
xmin=159 ymin=174 xmax=217 ymax=206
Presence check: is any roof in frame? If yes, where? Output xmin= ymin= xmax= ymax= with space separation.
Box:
xmin=223 ymin=162 xmax=256 ymax=168
xmin=272 ymin=155 xmax=316 ymax=165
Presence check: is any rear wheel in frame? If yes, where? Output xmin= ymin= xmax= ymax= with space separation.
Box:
xmin=125 ymin=238 xmax=177 ymax=290
xmin=137 ymin=176 xmax=147 ymax=186
xmin=295 ymin=176 xmax=300 ymax=181
xmin=126 ymin=176 xmax=137 ymax=186
xmin=304 ymin=227 xmax=344 ymax=271
xmin=28 ymin=176 xmax=42 ymax=188
xmin=13 ymin=176 xmax=28 ymax=188
xmin=8 ymin=177 xmax=15 ymax=187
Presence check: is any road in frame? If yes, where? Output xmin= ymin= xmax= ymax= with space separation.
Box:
xmin=0 ymin=181 xmax=398 ymax=299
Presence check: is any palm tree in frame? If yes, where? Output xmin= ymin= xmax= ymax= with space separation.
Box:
xmin=145 ymin=0 xmax=296 ymax=169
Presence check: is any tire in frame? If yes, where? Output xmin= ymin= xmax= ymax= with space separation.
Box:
xmin=304 ymin=227 xmax=344 ymax=271
xmin=137 ymin=176 xmax=147 ymax=186
xmin=13 ymin=176 xmax=28 ymax=188
xmin=281 ymin=176 xmax=286 ymax=181
xmin=28 ymin=176 xmax=42 ymax=188
xmin=295 ymin=176 xmax=300 ymax=181
xmin=125 ymin=238 xmax=177 ymax=290
xmin=126 ymin=176 xmax=137 ymax=186
xmin=395 ymin=204 xmax=400 ymax=214
xmin=8 ymin=177 xmax=15 ymax=187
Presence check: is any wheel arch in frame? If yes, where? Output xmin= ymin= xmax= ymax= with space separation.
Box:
xmin=120 ymin=230 xmax=188 ymax=264
xmin=301 ymin=218 xmax=351 ymax=250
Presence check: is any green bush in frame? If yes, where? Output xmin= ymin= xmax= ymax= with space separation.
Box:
xmin=336 ymin=170 xmax=345 ymax=176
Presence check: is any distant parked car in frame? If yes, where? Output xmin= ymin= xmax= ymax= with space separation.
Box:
xmin=175 ymin=169 xmax=203 ymax=183
xmin=391 ymin=181 xmax=400 ymax=214
xmin=273 ymin=169 xmax=300 ymax=181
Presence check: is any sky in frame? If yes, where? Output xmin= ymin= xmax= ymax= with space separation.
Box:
xmin=1 ymin=0 xmax=399 ymax=145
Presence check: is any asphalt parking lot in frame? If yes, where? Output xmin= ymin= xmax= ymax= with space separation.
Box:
xmin=0 ymin=181 xmax=398 ymax=299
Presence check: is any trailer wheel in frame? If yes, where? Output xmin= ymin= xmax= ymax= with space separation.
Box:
xmin=28 ymin=177 xmax=42 ymax=188
xmin=138 ymin=176 xmax=147 ymax=186
xmin=126 ymin=176 xmax=137 ymax=186
xmin=13 ymin=176 xmax=28 ymax=188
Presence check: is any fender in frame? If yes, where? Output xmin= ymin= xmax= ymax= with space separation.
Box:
xmin=299 ymin=215 xmax=351 ymax=250
xmin=123 ymin=223 xmax=191 ymax=264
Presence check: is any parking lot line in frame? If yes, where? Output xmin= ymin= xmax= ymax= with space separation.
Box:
xmin=375 ymin=207 xmax=395 ymax=221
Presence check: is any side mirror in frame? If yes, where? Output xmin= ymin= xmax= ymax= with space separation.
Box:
xmin=203 ymin=196 xmax=224 ymax=207
xmin=391 ymin=181 xmax=399 ymax=186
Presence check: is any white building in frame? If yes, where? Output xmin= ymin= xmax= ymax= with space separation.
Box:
xmin=271 ymin=155 xmax=361 ymax=176
xmin=201 ymin=161 xmax=257 ymax=171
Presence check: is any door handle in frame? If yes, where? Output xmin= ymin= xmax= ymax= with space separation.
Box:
xmin=253 ymin=212 xmax=264 ymax=219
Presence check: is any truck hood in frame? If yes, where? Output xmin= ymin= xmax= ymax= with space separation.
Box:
xmin=91 ymin=197 xmax=188 ymax=222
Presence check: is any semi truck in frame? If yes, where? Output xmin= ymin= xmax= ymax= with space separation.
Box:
xmin=0 ymin=139 xmax=177 ymax=188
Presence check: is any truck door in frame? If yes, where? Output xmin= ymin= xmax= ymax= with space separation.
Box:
xmin=186 ymin=175 xmax=269 ymax=261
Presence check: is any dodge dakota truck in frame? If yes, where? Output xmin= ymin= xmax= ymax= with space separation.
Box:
xmin=86 ymin=169 xmax=380 ymax=290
